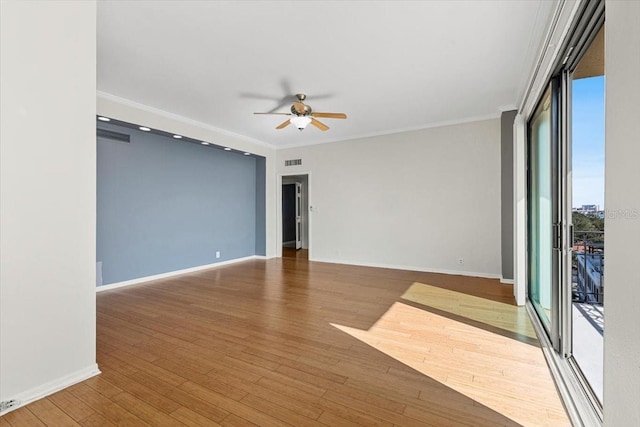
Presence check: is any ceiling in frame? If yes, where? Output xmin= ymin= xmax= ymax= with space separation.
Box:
xmin=97 ymin=1 xmax=555 ymax=149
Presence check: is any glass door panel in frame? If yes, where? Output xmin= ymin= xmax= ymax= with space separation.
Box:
xmin=569 ymin=25 xmax=605 ymax=404
xmin=529 ymin=88 xmax=554 ymax=331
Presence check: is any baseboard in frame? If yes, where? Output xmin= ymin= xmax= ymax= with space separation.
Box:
xmin=309 ymin=257 xmax=502 ymax=280
xmin=0 ymin=364 xmax=100 ymax=416
xmin=500 ymin=277 xmax=515 ymax=284
xmin=96 ymin=256 xmax=259 ymax=292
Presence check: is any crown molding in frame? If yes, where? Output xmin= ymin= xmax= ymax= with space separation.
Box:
xmin=275 ymin=112 xmax=502 ymax=150
xmin=96 ymin=91 xmax=276 ymax=150
xmin=97 ymin=91 xmax=505 ymax=152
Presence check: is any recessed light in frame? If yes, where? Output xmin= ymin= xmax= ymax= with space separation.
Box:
xmin=173 ymin=135 xmax=182 ymax=139
xmin=139 ymin=126 xmax=151 ymax=132
xmin=243 ymin=152 xmax=251 ymax=156
xmin=97 ymin=116 xmax=110 ymax=122
xmin=201 ymin=142 xmax=210 ymax=145
xmin=224 ymin=147 xmax=232 ymax=151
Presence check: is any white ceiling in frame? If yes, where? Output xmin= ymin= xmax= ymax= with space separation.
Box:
xmin=97 ymin=1 xmax=554 ymax=149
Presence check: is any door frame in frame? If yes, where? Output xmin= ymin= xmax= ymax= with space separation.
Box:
xmin=276 ymin=172 xmax=312 ymax=259
xmin=295 ymin=182 xmax=303 ymax=250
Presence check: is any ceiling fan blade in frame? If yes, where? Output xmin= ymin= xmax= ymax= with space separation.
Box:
xmin=254 ymin=112 xmax=292 ymax=116
xmin=276 ymin=120 xmax=291 ymax=130
xmin=310 ymin=118 xmax=329 ymax=131
xmin=311 ymin=112 xmax=347 ymax=119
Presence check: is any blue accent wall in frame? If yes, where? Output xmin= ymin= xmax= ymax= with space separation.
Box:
xmin=254 ymin=156 xmax=266 ymax=256
xmin=97 ymin=123 xmax=261 ymax=285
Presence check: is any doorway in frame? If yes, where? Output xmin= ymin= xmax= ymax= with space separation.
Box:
xmin=281 ymin=174 xmax=309 ymax=260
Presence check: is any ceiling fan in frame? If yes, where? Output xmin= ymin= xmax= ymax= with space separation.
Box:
xmin=254 ymin=93 xmax=347 ymax=131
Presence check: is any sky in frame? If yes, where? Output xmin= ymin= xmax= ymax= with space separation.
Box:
xmin=572 ymin=76 xmax=605 ymax=209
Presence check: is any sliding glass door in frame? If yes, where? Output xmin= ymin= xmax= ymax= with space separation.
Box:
xmin=526 ymin=1 xmax=604 ymax=415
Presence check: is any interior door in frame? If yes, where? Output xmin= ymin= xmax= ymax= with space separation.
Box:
xmin=295 ymin=182 xmax=302 ymax=250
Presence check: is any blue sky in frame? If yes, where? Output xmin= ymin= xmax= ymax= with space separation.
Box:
xmin=572 ymin=76 xmax=605 ymax=208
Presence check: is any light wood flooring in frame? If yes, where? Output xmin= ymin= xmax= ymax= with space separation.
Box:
xmin=0 ymin=258 xmax=569 ymax=426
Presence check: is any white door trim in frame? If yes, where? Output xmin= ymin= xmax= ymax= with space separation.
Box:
xmin=277 ymin=172 xmax=312 ymax=259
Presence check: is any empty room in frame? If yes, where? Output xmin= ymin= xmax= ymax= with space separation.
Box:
xmin=1 ymin=1 xmax=639 ymax=426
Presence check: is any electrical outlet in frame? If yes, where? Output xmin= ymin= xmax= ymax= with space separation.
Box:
xmin=215 ymin=251 xmax=221 ymax=259
xmin=458 ymin=257 xmax=464 ymax=265
xmin=0 ymin=399 xmax=19 ymax=412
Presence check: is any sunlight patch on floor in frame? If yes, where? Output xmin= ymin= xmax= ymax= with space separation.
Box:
xmin=331 ymin=283 xmax=569 ymax=426
xmin=402 ymin=282 xmax=538 ymax=341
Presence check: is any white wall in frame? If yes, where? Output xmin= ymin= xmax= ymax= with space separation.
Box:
xmin=96 ymin=95 xmax=278 ymax=260
xmin=603 ymin=1 xmax=640 ymax=424
xmin=276 ymin=119 xmax=502 ymax=278
xmin=0 ymin=0 xmax=99 ymax=410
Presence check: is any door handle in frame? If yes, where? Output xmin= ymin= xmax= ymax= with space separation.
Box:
xmin=568 ymin=224 xmax=574 ymax=252
xmin=552 ymin=223 xmax=562 ymax=251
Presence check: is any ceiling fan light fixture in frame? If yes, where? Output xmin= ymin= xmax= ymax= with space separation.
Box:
xmin=290 ymin=116 xmax=312 ymax=131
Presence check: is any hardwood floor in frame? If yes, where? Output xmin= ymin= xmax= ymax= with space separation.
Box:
xmin=0 ymin=258 xmax=570 ymax=426
xmin=282 ymin=247 xmax=309 ymax=260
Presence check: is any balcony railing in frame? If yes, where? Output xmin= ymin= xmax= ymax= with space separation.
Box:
xmin=572 ymin=230 xmax=604 ymax=304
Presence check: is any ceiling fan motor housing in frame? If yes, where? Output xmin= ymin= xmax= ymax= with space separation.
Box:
xmin=291 ymin=103 xmax=312 ymax=116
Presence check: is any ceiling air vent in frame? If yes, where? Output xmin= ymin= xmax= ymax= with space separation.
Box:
xmin=97 ymin=128 xmax=130 ymax=144
xmin=285 ymin=159 xmax=302 ymax=167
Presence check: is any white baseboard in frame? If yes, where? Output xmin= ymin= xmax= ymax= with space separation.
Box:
xmin=309 ymin=257 xmax=502 ymax=280
xmin=500 ymin=277 xmax=515 ymax=284
xmin=0 ymin=364 xmax=100 ymax=416
xmin=96 ymin=256 xmax=259 ymax=292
